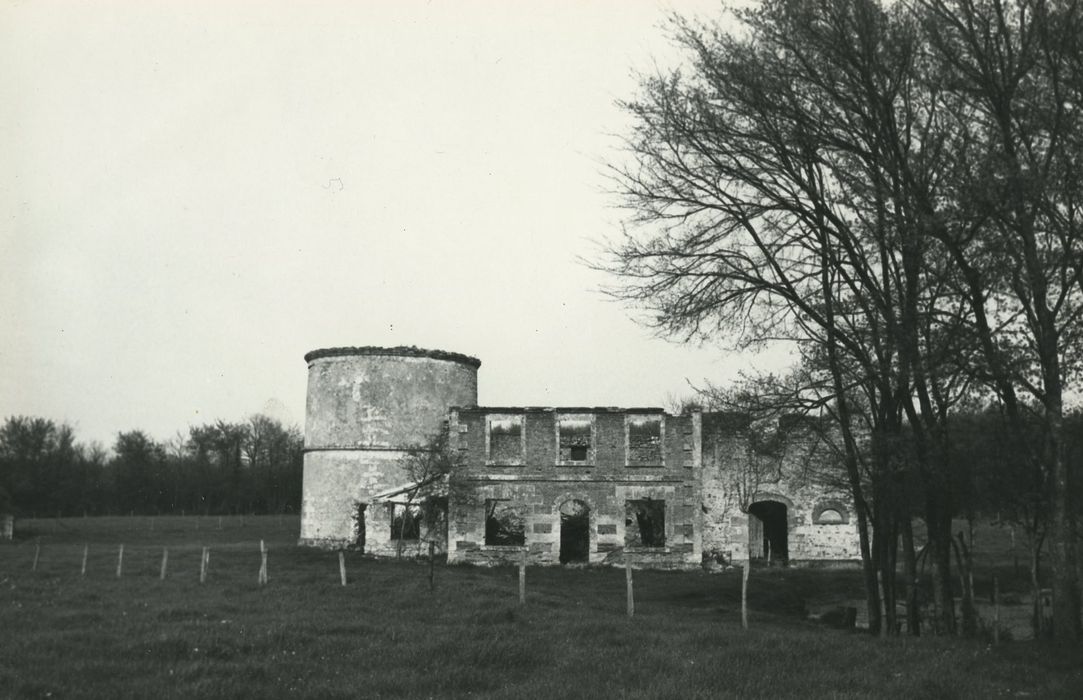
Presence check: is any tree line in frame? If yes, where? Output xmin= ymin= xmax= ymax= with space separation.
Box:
xmin=605 ymin=0 xmax=1083 ymax=640
xmin=0 ymin=414 xmax=303 ymax=518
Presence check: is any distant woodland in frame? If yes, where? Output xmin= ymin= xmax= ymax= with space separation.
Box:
xmin=0 ymin=414 xmax=303 ymax=517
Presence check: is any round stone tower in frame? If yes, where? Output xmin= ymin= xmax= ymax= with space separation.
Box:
xmin=300 ymin=346 xmax=480 ymax=547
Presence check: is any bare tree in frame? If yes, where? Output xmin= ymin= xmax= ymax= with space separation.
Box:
xmin=385 ymin=425 xmax=463 ymax=557
xmin=602 ymin=0 xmax=974 ymax=634
xmin=915 ymin=0 xmax=1083 ymax=642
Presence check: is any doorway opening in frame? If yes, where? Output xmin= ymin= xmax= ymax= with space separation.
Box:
xmin=354 ymin=503 xmax=367 ymax=553
xmin=559 ymin=499 xmax=590 ymax=564
xmin=748 ymin=500 xmax=788 ymax=565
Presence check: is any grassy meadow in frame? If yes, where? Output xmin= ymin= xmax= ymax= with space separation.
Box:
xmin=1 ymin=516 xmax=1081 ymax=699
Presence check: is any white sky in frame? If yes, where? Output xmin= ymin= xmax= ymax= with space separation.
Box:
xmin=1 ymin=0 xmax=791 ymax=448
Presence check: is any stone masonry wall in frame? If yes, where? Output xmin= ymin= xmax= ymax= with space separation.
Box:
xmin=300 ymin=348 xmax=478 ymax=546
xmin=304 ymin=351 xmax=478 ymax=450
xmin=298 ymin=345 xmax=861 ymax=567
xmin=446 ymin=408 xmax=703 ymax=568
xmin=300 ymin=450 xmax=406 ymax=545
xmin=700 ymin=418 xmax=861 ymax=565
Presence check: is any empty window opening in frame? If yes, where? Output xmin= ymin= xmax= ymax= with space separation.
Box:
xmin=485 ymin=499 xmax=525 ymax=546
xmin=559 ymin=499 xmax=590 ymax=564
xmin=748 ymin=500 xmax=788 ymax=564
xmin=488 ymin=415 xmax=523 ymax=464
xmin=627 ymin=415 xmax=663 ymax=465
xmin=558 ymin=415 xmax=593 ymax=464
xmin=818 ymin=509 xmax=844 ymax=524
xmin=812 ymin=501 xmax=850 ymax=525
xmin=625 ymin=499 xmax=666 ymax=547
xmin=390 ymin=503 xmax=422 ymax=541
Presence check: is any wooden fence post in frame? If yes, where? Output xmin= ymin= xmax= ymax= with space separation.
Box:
xmin=741 ymin=562 xmax=750 ymax=630
xmin=1011 ymin=526 xmax=1019 ymax=579
xmin=428 ymin=541 xmax=435 ymax=592
xmin=32 ymin=541 xmax=40 ymax=571
xmin=116 ymin=544 xmax=124 ymax=578
xmin=625 ymin=556 xmax=635 ymax=618
xmin=519 ymin=550 xmax=527 ymax=606
xmin=339 ymin=550 xmax=347 ymax=587
xmin=259 ymin=540 xmax=268 ymax=586
xmin=200 ymin=547 xmax=208 ymax=584
xmin=160 ymin=547 xmax=169 ymax=580
xmin=993 ymin=576 xmax=1001 ymax=645
xmin=81 ymin=544 xmax=88 ymax=577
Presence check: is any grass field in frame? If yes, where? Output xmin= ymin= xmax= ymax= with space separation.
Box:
xmin=1 ymin=516 xmax=1081 ymax=699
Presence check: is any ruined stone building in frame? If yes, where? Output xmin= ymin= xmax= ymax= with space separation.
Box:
xmin=300 ymin=346 xmax=860 ymax=568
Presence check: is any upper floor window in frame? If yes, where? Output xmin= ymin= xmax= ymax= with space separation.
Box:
xmin=626 ymin=414 xmax=664 ymax=466
xmin=486 ymin=414 xmax=524 ymax=465
xmin=557 ymin=414 xmax=593 ymax=465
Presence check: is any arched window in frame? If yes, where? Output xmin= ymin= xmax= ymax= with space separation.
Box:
xmin=812 ymin=501 xmax=850 ymax=525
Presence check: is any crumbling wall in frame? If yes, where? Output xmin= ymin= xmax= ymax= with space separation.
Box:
xmin=446 ymin=408 xmax=702 ymax=568
xmin=301 ymin=450 xmax=407 ymax=545
xmin=300 ymin=347 xmax=478 ymax=547
xmin=699 ymin=413 xmax=861 ymax=565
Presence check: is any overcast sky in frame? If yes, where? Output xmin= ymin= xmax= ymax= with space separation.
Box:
xmin=1 ymin=0 xmax=791 ymax=447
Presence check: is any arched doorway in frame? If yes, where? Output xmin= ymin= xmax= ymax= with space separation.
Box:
xmin=748 ymin=500 xmax=788 ymax=564
xmin=559 ymin=499 xmax=590 ymax=564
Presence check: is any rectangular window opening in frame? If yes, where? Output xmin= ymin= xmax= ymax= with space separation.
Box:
xmin=488 ymin=415 xmax=523 ymax=464
xmin=627 ymin=415 xmax=663 ymax=466
xmin=625 ymin=499 xmax=666 ymax=547
xmin=484 ymin=499 xmax=525 ymax=546
xmin=558 ymin=414 xmax=593 ymax=464
xmin=390 ymin=503 xmax=422 ymax=541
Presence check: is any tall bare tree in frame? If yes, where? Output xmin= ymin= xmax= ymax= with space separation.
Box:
xmin=603 ymin=0 xmax=1082 ymax=638
xmin=915 ymin=0 xmax=1083 ymax=641
xmin=603 ymin=0 xmax=967 ymax=634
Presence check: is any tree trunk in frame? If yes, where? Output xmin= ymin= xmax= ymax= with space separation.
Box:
xmin=1032 ymin=541 xmax=1046 ymax=639
xmin=1048 ymin=430 xmax=1081 ymax=641
xmin=953 ymin=532 xmax=976 ymax=637
xmin=902 ymin=518 xmax=921 ymax=636
xmin=927 ymin=508 xmax=957 ymax=636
